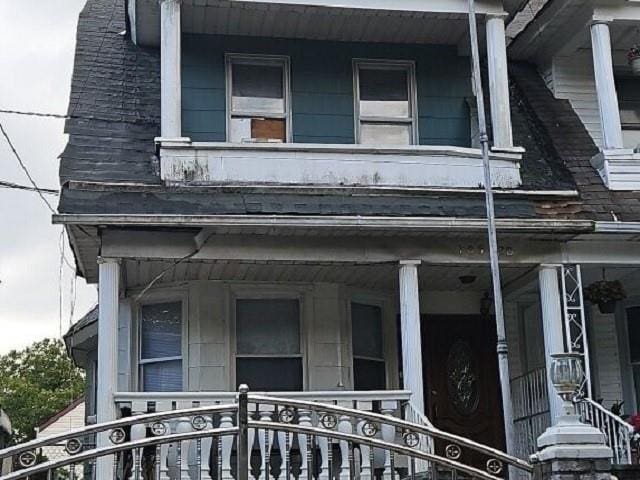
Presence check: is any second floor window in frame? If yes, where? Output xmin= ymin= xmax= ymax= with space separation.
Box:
xmin=354 ymin=60 xmax=417 ymax=146
xmin=227 ymin=55 xmax=290 ymax=143
xmin=139 ymin=301 xmax=183 ymax=392
xmin=617 ymin=78 xmax=640 ymax=149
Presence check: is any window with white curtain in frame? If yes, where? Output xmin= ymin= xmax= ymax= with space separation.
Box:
xmin=235 ymin=299 xmax=302 ymax=391
xmin=354 ymin=60 xmax=417 ymax=146
xmin=139 ymin=301 xmax=183 ymax=392
xmin=351 ymin=302 xmax=386 ymax=390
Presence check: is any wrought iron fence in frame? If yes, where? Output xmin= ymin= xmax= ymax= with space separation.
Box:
xmin=0 ymin=387 xmax=533 ymax=480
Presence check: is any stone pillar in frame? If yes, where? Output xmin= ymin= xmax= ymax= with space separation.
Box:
xmin=160 ymin=0 xmax=182 ymax=138
xmin=538 ymin=265 xmax=565 ymax=426
xmin=399 ymin=260 xmax=425 ymax=414
xmin=96 ymin=258 xmax=120 ymax=479
xmin=591 ymin=21 xmax=624 ymax=150
xmin=532 ymin=410 xmax=612 ymax=480
xmin=486 ymin=15 xmax=513 ymax=149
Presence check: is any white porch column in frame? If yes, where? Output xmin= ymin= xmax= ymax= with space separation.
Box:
xmin=486 ymin=15 xmax=513 ymax=149
xmin=591 ymin=21 xmax=624 ymax=150
xmin=538 ymin=265 xmax=565 ymax=425
xmin=160 ymin=0 xmax=182 ymax=138
xmin=96 ymin=258 xmax=120 ymax=479
xmin=399 ymin=260 xmax=425 ymax=414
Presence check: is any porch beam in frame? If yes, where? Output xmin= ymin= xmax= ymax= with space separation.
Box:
xmin=398 ymin=260 xmax=425 ymax=414
xmin=96 ymin=258 xmax=121 ymax=480
xmin=590 ymin=21 xmax=624 ymax=150
xmin=538 ymin=265 xmax=565 ymax=425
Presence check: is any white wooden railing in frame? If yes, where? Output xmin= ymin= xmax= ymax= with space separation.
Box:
xmin=577 ymin=397 xmax=634 ymax=464
xmin=510 ymin=368 xmax=551 ymax=459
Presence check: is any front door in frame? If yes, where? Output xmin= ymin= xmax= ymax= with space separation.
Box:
xmin=422 ymin=315 xmax=505 ymax=453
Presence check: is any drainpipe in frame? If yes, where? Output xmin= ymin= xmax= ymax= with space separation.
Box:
xmin=467 ymin=0 xmax=516 ymax=458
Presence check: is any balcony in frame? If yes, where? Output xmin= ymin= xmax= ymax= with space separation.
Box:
xmin=157 ymin=140 xmax=523 ymax=188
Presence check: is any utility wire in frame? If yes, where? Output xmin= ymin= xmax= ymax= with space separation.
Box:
xmin=0 ymin=121 xmax=56 ymax=214
xmin=0 ymin=108 xmax=158 ymax=126
xmin=0 ymin=179 xmax=59 ymax=195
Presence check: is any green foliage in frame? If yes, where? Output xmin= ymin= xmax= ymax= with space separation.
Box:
xmin=0 ymin=338 xmax=85 ymax=442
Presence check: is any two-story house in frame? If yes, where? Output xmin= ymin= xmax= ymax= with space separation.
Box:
xmin=8 ymin=0 xmax=640 ymax=479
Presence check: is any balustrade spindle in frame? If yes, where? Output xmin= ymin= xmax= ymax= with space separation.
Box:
xmin=337 ymin=402 xmax=353 ymax=480
xmin=298 ymin=408 xmax=313 ymax=480
xmin=380 ymin=401 xmax=397 ymax=480
xmin=356 ymin=401 xmax=373 ymax=480
xmin=131 ymin=401 xmax=148 ymax=480
xmin=277 ymin=428 xmax=291 ymax=480
xmin=258 ymin=404 xmax=274 ymax=480
xmin=219 ymin=412 xmax=234 ymax=480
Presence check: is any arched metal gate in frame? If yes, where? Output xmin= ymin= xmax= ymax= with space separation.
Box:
xmin=0 ymin=387 xmax=532 ymax=480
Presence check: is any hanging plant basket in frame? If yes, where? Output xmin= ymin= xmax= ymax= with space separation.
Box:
xmin=584 ymin=280 xmax=626 ymax=314
xmin=628 ymin=45 xmax=640 ymax=75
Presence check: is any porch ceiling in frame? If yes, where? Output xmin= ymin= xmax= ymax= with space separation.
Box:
xmin=134 ymin=0 xmax=489 ymax=47
xmin=123 ymin=258 xmax=530 ymax=292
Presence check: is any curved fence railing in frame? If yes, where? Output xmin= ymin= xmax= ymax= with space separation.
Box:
xmin=577 ymin=398 xmax=634 ymax=464
xmin=0 ymin=387 xmax=533 ymax=480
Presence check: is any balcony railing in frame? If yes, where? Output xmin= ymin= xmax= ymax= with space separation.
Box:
xmin=0 ymin=388 xmax=533 ymax=480
xmin=157 ymin=141 xmax=523 ymax=189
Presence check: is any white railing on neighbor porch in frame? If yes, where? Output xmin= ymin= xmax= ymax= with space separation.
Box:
xmin=577 ymin=397 xmax=634 ymax=464
xmin=510 ymin=368 xmax=551 ymax=459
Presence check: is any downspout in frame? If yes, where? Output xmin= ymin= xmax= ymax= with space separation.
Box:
xmin=467 ymin=0 xmax=517 ymax=458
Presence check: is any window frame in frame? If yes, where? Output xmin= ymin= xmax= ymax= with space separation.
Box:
xmin=230 ymin=288 xmax=306 ymax=391
xmin=349 ymin=297 xmax=389 ymax=391
xmin=225 ymin=53 xmax=292 ymax=143
xmin=623 ymin=304 xmax=640 ymax=412
xmin=133 ymin=292 xmax=188 ymax=392
xmin=353 ymin=59 xmax=419 ymax=146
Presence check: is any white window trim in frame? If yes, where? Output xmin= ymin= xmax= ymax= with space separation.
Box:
xmin=348 ymin=293 xmax=394 ymax=390
xmin=353 ymin=58 xmax=419 ymax=145
xmin=229 ymin=287 xmax=307 ymax=391
xmin=225 ymin=53 xmax=293 ymax=143
xmin=133 ymin=291 xmax=189 ymax=392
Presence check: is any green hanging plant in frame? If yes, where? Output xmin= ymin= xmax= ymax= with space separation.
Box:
xmin=584 ymin=280 xmax=626 ymax=314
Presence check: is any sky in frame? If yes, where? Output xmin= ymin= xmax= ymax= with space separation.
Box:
xmin=0 ymin=0 xmax=97 ymax=354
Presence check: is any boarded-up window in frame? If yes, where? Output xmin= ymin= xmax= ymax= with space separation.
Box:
xmin=228 ymin=56 xmax=289 ymax=143
xmin=355 ymin=61 xmax=417 ymax=146
xmin=235 ymin=299 xmax=302 ymax=391
xmin=351 ymin=302 xmax=386 ymax=390
xmin=139 ymin=302 xmax=183 ymax=392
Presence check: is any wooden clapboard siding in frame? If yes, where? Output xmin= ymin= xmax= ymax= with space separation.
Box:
xmin=591 ymin=308 xmax=625 ymax=408
xmin=546 ymin=54 xmax=603 ymax=148
xmin=505 ymin=301 xmax=524 ymax=379
xmin=118 ymin=300 xmax=132 ymax=391
xmin=182 ymin=34 xmax=471 ymax=147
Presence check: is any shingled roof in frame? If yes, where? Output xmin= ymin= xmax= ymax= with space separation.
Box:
xmin=60 ymin=0 xmax=614 ymax=222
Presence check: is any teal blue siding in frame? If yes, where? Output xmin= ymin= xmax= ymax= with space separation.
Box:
xmin=182 ymin=35 xmax=471 ymax=146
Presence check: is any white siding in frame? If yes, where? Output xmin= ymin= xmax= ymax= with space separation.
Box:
xmin=591 ymin=308 xmax=624 ymax=407
xmin=505 ymin=301 xmax=524 ymax=379
xmin=37 ymin=402 xmax=86 ymax=468
xmin=118 ymin=300 xmax=132 ymax=391
xmin=547 ymin=54 xmax=603 ymax=148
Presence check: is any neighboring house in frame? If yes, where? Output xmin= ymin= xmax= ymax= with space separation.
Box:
xmin=0 ymin=410 xmax=11 ymax=475
xmin=28 ymin=0 xmax=640 ymax=477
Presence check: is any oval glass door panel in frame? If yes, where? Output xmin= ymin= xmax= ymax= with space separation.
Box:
xmin=446 ymin=339 xmax=480 ymax=415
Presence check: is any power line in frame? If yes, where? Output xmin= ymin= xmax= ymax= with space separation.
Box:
xmin=0 ymin=108 xmax=158 ymax=126
xmin=0 ymin=121 xmax=56 ymax=214
xmin=0 ymin=179 xmax=59 ymax=195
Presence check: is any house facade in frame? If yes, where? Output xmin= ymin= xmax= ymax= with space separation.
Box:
xmin=32 ymin=0 xmax=640 ymax=478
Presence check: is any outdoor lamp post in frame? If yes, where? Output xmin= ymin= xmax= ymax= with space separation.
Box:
xmin=550 ymin=352 xmax=583 ymax=417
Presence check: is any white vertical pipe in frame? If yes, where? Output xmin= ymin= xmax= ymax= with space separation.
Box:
xmin=486 ymin=15 xmax=513 ymax=148
xmin=399 ymin=260 xmax=425 ymax=414
xmin=96 ymin=258 xmax=120 ymax=480
xmin=591 ymin=21 xmax=624 ymax=150
xmin=160 ymin=0 xmax=182 ymax=138
xmin=538 ymin=265 xmax=566 ymax=425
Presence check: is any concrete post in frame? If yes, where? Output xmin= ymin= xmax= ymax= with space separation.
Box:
xmin=160 ymin=0 xmax=182 ymax=138
xmin=538 ymin=265 xmax=566 ymax=426
xmin=399 ymin=260 xmax=425 ymax=414
xmin=486 ymin=15 xmax=513 ymax=149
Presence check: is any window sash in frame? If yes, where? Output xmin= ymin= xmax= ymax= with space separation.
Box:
xmin=354 ymin=60 xmax=417 ymax=145
xmin=227 ymin=55 xmax=291 ymax=142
